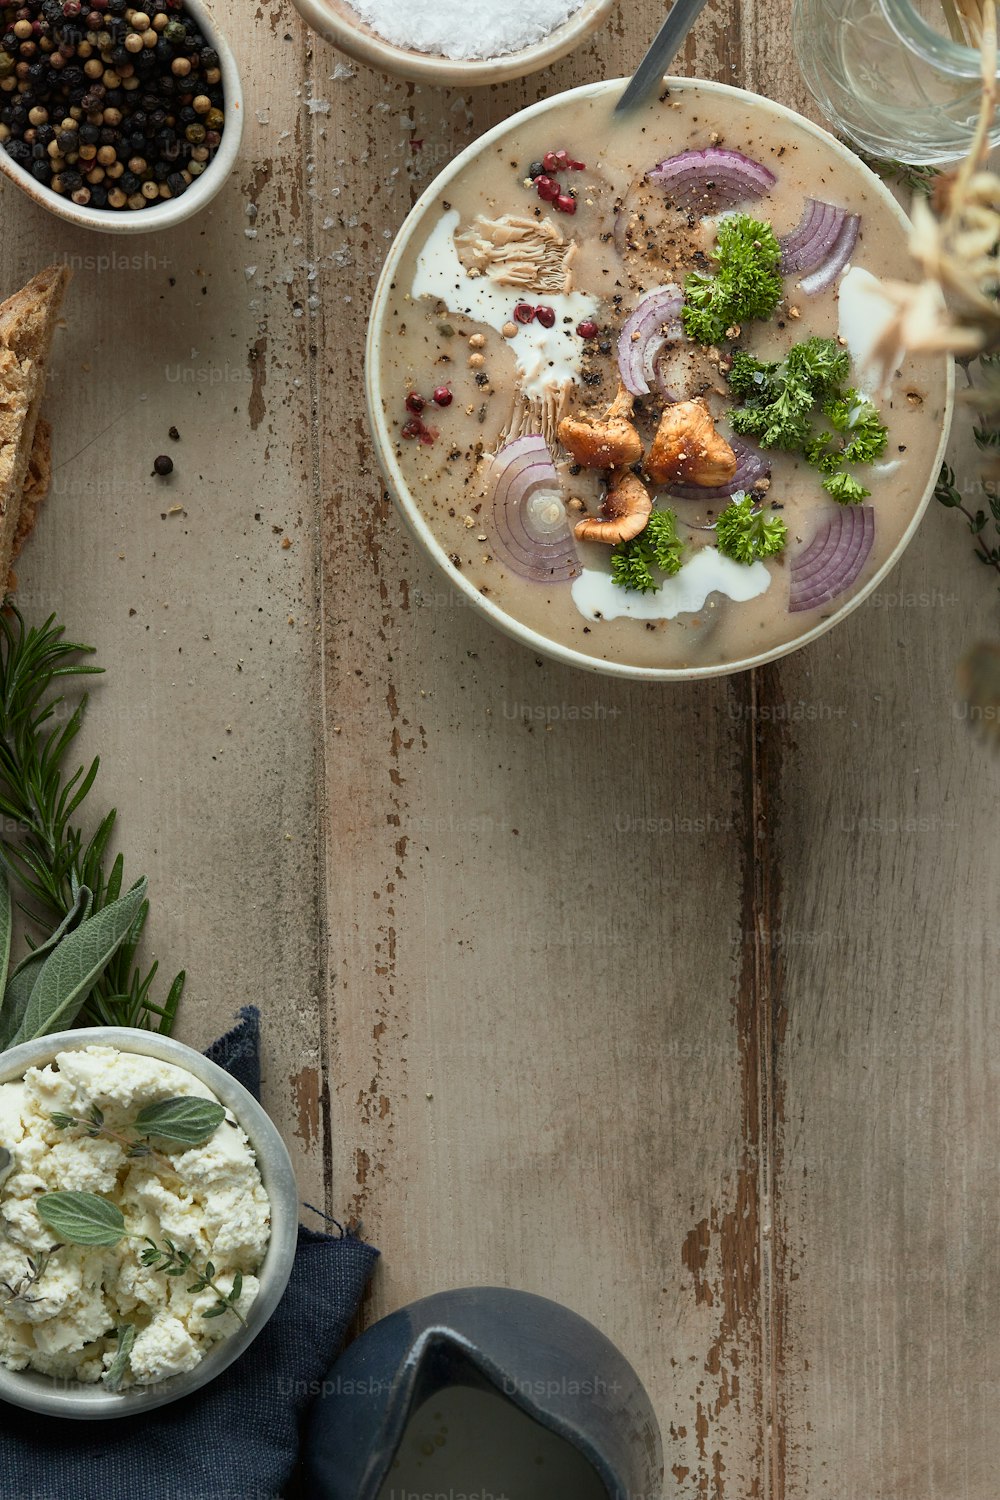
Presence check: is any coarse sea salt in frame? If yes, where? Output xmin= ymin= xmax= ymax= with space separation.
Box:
xmin=346 ymin=0 xmax=585 ymax=60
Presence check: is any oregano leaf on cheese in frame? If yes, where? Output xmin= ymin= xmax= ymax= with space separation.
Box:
xmin=36 ymin=1191 xmax=126 ymax=1247
xmin=132 ymin=1097 xmax=226 ymax=1147
xmin=102 ymin=1323 xmax=136 ymax=1393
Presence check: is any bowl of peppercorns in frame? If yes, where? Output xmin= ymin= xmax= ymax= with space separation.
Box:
xmin=0 ymin=0 xmax=242 ymax=231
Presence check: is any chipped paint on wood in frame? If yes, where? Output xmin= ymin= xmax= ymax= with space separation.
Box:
xmin=291 ymin=1065 xmax=321 ymax=1148
xmin=248 ymin=335 xmax=268 ymax=430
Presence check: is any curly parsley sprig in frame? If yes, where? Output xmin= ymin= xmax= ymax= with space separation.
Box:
xmin=682 ymin=214 xmax=784 ymax=347
xmin=715 ymin=494 xmax=788 ymax=564
xmin=610 ymin=509 xmax=684 ymax=593
xmin=727 ymin=338 xmax=888 ymax=502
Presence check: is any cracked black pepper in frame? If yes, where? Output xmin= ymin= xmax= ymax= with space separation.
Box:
xmin=0 ymin=0 xmax=225 ymax=210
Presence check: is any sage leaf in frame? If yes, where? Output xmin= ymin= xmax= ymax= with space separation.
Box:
xmin=132 ymin=1096 xmax=226 ymax=1146
xmin=9 ymin=879 xmax=148 ymax=1046
xmin=0 ymin=886 xmax=93 ymax=1051
xmin=102 ymin=1323 xmax=135 ymax=1393
xmin=36 ymin=1191 xmax=126 ymax=1247
xmin=0 ymin=865 xmax=12 ymax=1003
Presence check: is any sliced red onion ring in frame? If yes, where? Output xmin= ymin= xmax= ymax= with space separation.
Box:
xmin=617 ymin=286 xmax=683 ymax=396
xmin=789 ymin=505 xmax=875 ymax=612
xmin=652 ymin=345 xmax=687 ymax=403
xmin=487 ymin=436 xmax=579 ymax=584
xmin=797 ymin=214 xmax=861 ymax=296
xmin=779 ymin=199 xmax=849 ymax=273
xmin=665 ymin=435 xmax=770 ymax=501
xmin=648 ymin=148 xmax=776 ymax=210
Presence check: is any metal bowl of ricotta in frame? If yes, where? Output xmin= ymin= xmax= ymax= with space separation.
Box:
xmin=0 ymin=1026 xmax=299 ymax=1419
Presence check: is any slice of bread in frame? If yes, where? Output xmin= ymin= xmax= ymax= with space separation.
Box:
xmin=0 ymin=265 xmax=69 ymax=591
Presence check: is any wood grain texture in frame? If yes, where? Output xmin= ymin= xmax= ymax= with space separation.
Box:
xmin=308 ymin=3 xmax=996 ymax=1496
xmin=309 ymin=4 xmax=775 ymax=1495
xmin=0 ymin=0 xmax=326 ymax=1197
xmin=775 ymin=457 xmax=1000 ymax=1500
xmin=1 ymin=0 xmax=994 ymax=1493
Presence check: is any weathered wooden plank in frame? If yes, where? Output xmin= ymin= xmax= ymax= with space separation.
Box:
xmin=775 ymin=442 xmax=1000 ymax=1500
xmin=739 ymin=14 xmax=1000 ymax=1499
xmin=310 ymin=3 xmax=772 ymax=1491
xmin=0 ymin=0 xmax=326 ymax=1194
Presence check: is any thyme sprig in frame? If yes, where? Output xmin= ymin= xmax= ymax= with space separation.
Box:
xmin=140 ymin=1238 xmax=246 ymax=1326
xmin=51 ymin=1104 xmax=172 ymax=1171
xmin=0 ymin=609 xmax=183 ymax=1033
xmin=50 ymin=1096 xmax=225 ymax=1169
xmin=843 ymin=142 xmax=940 ymax=197
xmin=0 ymin=1244 xmax=63 ymax=1308
xmin=934 ymin=456 xmax=1000 ymax=579
xmin=32 ymin=1192 xmax=250 ymax=1328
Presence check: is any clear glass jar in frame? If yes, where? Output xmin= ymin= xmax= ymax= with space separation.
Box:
xmin=792 ymin=0 xmax=999 ymax=164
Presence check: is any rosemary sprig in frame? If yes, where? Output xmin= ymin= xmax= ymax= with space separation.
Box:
xmin=139 ymin=1238 xmax=246 ymax=1326
xmin=0 ymin=609 xmax=183 ymax=1033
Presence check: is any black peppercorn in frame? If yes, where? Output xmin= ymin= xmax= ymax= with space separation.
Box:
xmin=1 ymin=0 xmax=225 ymax=212
xmin=152 ymin=454 xmax=173 ymax=476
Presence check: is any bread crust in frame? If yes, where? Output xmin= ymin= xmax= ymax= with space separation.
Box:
xmin=0 ymin=265 xmax=70 ymax=591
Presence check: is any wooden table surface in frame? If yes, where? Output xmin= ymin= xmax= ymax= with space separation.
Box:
xmin=2 ymin=0 xmax=997 ymax=1494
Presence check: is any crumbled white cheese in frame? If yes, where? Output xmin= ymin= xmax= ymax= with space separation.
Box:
xmin=0 ymin=1046 xmax=271 ymax=1389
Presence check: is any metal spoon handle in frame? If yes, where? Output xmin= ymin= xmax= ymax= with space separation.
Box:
xmin=615 ymin=0 xmax=713 ymax=114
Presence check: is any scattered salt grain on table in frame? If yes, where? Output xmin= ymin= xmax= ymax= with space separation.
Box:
xmin=347 ymin=0 xmax=585 ymax=59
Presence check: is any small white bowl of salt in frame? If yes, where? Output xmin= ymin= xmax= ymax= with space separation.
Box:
xmin=289 ymin=0 xmax=615 ymax=82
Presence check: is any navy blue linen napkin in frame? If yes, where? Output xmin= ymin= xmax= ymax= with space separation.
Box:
xmin=0 ymin=1006 xmax=379 ymax=1500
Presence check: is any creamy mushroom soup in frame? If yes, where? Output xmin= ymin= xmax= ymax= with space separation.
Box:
xmin=372 ymin=81 xmax=951 ymax=674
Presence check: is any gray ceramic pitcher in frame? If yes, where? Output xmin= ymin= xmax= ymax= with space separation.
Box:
xmin=302 ymin=1286 xmax=663 ymax=1500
